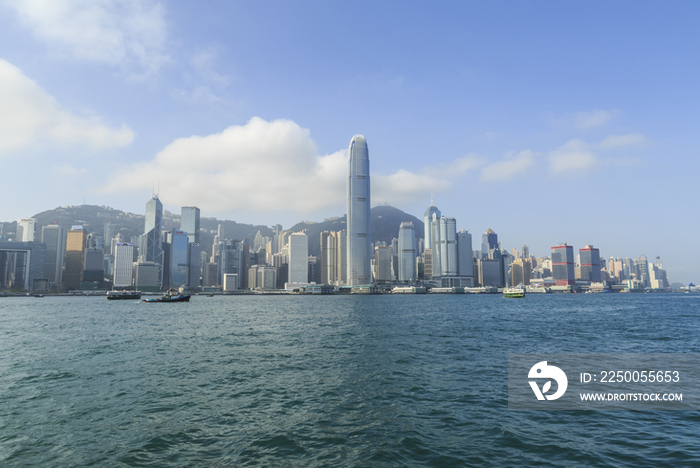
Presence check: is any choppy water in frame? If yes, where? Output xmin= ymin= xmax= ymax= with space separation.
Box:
xmin=0 ymin=293 xmax=699 ymax=467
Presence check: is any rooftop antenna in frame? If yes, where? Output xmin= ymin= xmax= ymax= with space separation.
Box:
xmin=430 ymin=193 xmax=434 ymax=206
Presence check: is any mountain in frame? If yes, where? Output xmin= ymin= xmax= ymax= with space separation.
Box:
xmin=1 ymin=204 xmax=422 ymax=258
xmin=289 ymin=205 xmax=424 ymax=257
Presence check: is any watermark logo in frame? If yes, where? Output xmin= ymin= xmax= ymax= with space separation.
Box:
xmin=528 ymin=361 xmax=568 ymax=401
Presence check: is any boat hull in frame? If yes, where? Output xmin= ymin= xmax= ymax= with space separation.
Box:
xmin=142 ymin=294 xmax=190 ymax=303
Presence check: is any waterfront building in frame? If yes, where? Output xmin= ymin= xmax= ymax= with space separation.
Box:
xmin=481 ymin=229 xmax=499 ymax=258
xmin=187 ymin=243 xmax=201 ymax=290
xmin=551 ymin=244 xmax=575 ymax=286
xmin=0 ymin=241 xmax=47 ymax=291
xmin=143 ymin=196 xmax=164 ymax=287
xmin=457 ymin=229 xmax=473 ymax=279
xmin=16 ymin=218 xmax=36 ymax=242
xmin=169 ymin=230 xmax=188 ymax=288
xmin=438 ymin=218 xmax=458 ymax=277
xmin=636 ymin=255 xmax=651 ymax=288
xmin=423 ymin=249 xmax=433 ymax=279
xmin=477 ymin=258 xmax=501 ymax=287
xmin=41 ymin=224 xmax=64 ymax=287
xmin=181 ymin=206 xmax=200 ymax=244
xmin=202 ymin=262 xmax=218 ymax=287
xmin=320 ymin=231 xmax=335 ymax=285
xmin=374 ymin=246 xmax=392 ymax=283
xmin=249 ymin=265 xmax=276 ymax=289
xmin=135 ymin=261 xmax=160 ymax=291
xmin=579 ymin=245 xmax=601 ymax=282
xmin=220 ymin=241 xmax=245 ymax=289
xmin=82 ymin=247 xmax=104 ymax=289
xmin=347 ymin=135 xmax=371 ymax=286
xmin=113 ymin=243 xmax=134 ymax=288
xmin=103 ymin=223 xmax=115 ymax=254
xmin=64 ymin=227 xmax=87 ymax=290
xmin=423 ymin=200 xmax=441 ymax=251
xmin=398 ymin=222 xmax=416 ymax=282
xmin=288 ymin=232 xmax=309 ymax=284
xmin=510 ymin=258 xmax=532 ymax=286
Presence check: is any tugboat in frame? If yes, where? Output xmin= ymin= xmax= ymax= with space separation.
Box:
xmin=503 ymin=286 xmax=526 ymax=298
xmin=142 ymin=290 xmax=191 ymax=303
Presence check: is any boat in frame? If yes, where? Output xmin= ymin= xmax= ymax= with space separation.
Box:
xmin=142 ymin=290 xmax=191 ymax=303
xmin=503 ymin=286 xmax=526 ymax=298
xmin=107 ymin=290 xmax=142 ymax=300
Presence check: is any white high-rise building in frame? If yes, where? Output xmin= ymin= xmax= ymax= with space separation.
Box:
xmin=438 ymin=217 xmax=458 ymax=276
xmin=347 ymin=135 xmax=371 ymax=286
xmin=457 ymin=229 xmax=473 ymax=278
xmin=16 ymin=218 xmax=36 ymax=242
xmin=114 ymin=243 xmax=135 ymax=288
xmin=288 ymin=232 xmax=309 ymax=284
xmin=398 ymin=222 xmax=416 ymax=282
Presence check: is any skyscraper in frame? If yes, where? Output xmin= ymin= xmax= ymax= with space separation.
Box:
xmin=187 ymin=243 xmax=201 ymax=290
xmin=481 ymin=229 xmax=498 ymax=258
xmin=181 ymin=206 xmax=201 ymax=244
xmin=423 ymin=200 xmax=441 ymax=250
xmin=170 ymin=229 xmax=188 ymax=288
xmin=551 ymin=244 xmax=575 ymax=286
xmin=288 ymin=232 xmax=309 ymax=284
xmin=16 ymin=218 xmax=36 ymax=242
xmin=320 ymin=231 xmax=335 ymax=284
xmin=41 ymin=224 xmax=64 ymax=287
xmin=398 ymin=222 xmax=416 ymax=282
xmin=64 ymin=227 xmax=87 ymax=290
xmin=144 ymin=196 xmax=164 ymax=287
xmin=579 ymin=245 xmax=601 ymax=282
xmin=113 ymin=243 xmax=134 ymax=288
xmin=457 ymin=229 xmax=473 ymax=279
xmin=347 ymin=135 xmax=371 ymax=286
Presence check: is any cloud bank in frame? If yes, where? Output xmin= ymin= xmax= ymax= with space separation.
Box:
xmin=104 ymin=117 xmax=475 ymax=214
xmin=0 ymin=59 xmax=134 ymax=156
xmin=4 ymin=0 xmax=169 ymax=77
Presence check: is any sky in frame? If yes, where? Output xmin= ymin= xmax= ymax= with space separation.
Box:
xmin=1 ymin=1 xmax=698 ymax=283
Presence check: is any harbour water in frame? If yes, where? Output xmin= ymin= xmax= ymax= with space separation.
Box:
xmin=0 ymin=294 xmax=699 ymax=467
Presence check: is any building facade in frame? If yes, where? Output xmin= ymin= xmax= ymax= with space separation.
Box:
xmin=551 ymin=244 xmax=575 ymax=286
xmin=347 ymin=135 xmax=371 ymax=286
xmin=144 ymin=196 xmax=164 ymax=287
xmin=579 ymin=245 xmax=601 ymax=282
xmin=181 ymin=206 xmax=201 ymax=244
xmin=398 ymin=222 xmax=416 ymax=282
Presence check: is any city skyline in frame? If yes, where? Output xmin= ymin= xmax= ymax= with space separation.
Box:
xmin=0 ymin=2 xmax=698 ymax=282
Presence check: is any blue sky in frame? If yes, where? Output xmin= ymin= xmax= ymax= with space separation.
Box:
xmin=1 ymin=1 xmax=698 ymax=283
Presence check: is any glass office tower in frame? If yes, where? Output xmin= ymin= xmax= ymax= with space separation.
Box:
xmin=347 ymin=135 xmax=371 ymax=286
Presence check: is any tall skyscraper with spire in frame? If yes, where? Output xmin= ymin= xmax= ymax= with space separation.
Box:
xmin=144 ymin=196 xmax=164 ymax=287
xmin=423 ymin=199 xmax=441 ymax=250
xmin=347 ymin=135 xmax=371 ymax=286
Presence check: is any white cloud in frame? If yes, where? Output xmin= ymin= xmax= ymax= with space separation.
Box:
xmin=103 ymin=117 xmax=466 ymax=215
xmin=548 ymin=139 xmax=599 ymax=174
xmin=480 ymin=150 xmax=536 ymax=181
xmin=573 ymin=110 xmax=614 ymax=129
xmin=4 ymin=0 xmax=169 ymax=78
xmin=373 ymin=170 xmax=452 ymax=205
xmin=0 ymin=59 xmax=134 ymax=155
xmin=600 ymin=133 xmax=646 ymax=149
xmin=421 ymin=154 xmax=486 ymax=178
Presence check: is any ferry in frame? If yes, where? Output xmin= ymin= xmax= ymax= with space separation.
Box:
xmin=503 ymin=286 xmax=526 ymax=298
xmin=107 ymin=290 xmax=142 ymax=300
